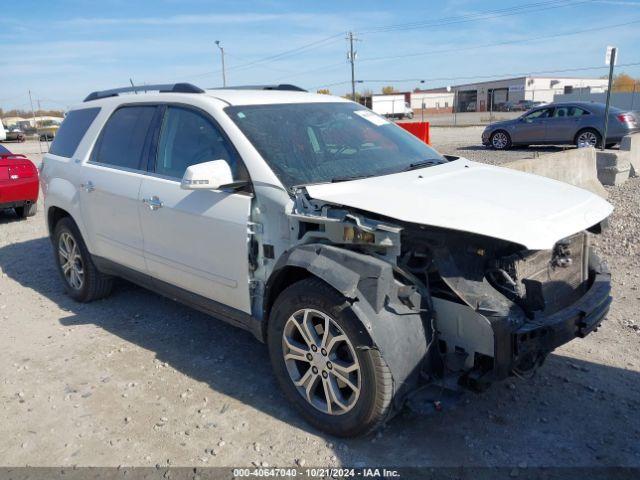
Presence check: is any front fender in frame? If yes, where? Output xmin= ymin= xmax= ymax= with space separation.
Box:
xmin=269 ymin=244 xmax=430 ymax=406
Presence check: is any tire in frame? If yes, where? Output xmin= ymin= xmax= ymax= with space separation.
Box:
xmin=490 ymin=130 xmax=511 ymax=150
xmin=15 ymin=203 xmax=37 ymax=218
xmin=268 ymin=277 xmax=394 ymax=437
xmin=575 ymin=128 xmax=601 ymax=148
xmin=52 ymin=217 xmax=113 ymax=302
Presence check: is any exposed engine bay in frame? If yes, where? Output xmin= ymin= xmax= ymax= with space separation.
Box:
xmin=277 ymin=189 xmax=611 ymax=392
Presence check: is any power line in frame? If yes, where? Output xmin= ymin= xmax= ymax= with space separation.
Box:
xmin=358 ymin=0 xmax=591 ymax=34
xmin=309 ymin=61 xmax=640 ymax=91
xmin=356 ymin=62 xmax=640 ymax=85
xmin=183 ymin=32 xmax=345 ymax=80
xmin=358 ymin=18 xmax=640 ymax=64
xmin=180 ymin=0 xmax=592 ymax=81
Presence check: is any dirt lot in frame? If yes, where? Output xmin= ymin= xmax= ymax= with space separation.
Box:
xmin=1 ymin=138 xmax=639 ymax=468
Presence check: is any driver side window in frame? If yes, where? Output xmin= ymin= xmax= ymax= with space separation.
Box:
xmin=155 ymin=106 xmax=236 ymax=179
xmin=524 ymin=108 xmax=553 ymax=121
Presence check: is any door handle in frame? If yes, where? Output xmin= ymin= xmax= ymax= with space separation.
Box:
xmin=142 ymin=196 xmax=163 ymax=211
xmin=80 ymin=181 xmax=95 ymax=193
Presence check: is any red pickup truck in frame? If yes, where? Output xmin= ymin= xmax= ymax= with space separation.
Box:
xmin=0 ymin=145 xmax=39 ymax=218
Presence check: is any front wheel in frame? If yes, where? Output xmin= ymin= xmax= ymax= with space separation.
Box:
xmin=490 ymin=130 xmax=512 ymax=150
xmin=268 ymin=278 xmax=394 ymax=437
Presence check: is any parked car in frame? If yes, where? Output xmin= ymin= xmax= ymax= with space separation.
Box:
xmin=38 ymin=124 xmax=59 ymax=141
xmin=482 ymin=101 xmax=639 ymax=149
xmin=5 ymin=128 xmax=26 ymax=142
xmin=0 ymin=122 xmax=6 ymax=142
xmin=0 ymin=146 xmax=39 ymax=218
xmin=518 ymin=100 xmax=546 ymax=111
xmin=41 ymin=83 xmax=613 ymax=437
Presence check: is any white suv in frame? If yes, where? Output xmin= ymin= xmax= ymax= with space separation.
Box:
xmin=41 ymin=83 xmax=613 ymax=437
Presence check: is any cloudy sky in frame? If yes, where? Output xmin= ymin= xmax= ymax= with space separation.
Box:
xmin=1 ymin=0 xmax=639 ymax=110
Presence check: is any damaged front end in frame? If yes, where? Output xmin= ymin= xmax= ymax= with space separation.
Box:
xmin=281 ymin=188 xmax=611 ymax=398
xmin=400 ymin=224 xmax=612 ymax=389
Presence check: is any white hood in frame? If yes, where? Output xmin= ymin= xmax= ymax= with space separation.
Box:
xmin=305 ymin=158 xmax=613 ymax=250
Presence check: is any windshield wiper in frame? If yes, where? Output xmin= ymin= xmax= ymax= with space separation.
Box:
xmin=330 ymin=174 xmax=372 ymax=183
xmin=403 ymin=159 xmax=441 ymax=171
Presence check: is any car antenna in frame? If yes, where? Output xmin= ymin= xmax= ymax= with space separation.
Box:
xmin=129 ymin=78 xmax=137 ymax=94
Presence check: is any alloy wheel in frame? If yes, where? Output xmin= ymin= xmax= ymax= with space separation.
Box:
xmin=577 ymin=131 xmax=598 ymax=147
xmin=492 ymin=131 xmax=509 ymax=149
xmin=58 ymin=232 xmax=84 ymax=290
xmin=282 ymin=308 xmax=361 ymax=415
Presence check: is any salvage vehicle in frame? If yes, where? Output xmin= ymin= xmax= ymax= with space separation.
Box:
xmin=40 ymin=84 xmax=613 ymax=437
xmin=482 ymin=101 xmax=639 ymax=149
xmin=0 ymin=146 xmax=39 ymax=218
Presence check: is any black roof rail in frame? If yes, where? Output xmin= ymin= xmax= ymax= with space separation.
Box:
xmin=83 ymin=83 xmax=205 ymax=102
xmin=212 ymin=84 xmax=307 ymax=92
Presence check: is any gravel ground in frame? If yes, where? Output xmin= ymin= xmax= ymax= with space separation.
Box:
xmin=430 ymin=125 xmax=574 ymax=165
xmin=0 ymin=140 xmax=639 ymax=468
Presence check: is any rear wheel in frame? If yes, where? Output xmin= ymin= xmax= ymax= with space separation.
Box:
xmin=15 ymin=203 xmax=37 ymax=218
xmin=268 ymin=278 xmax=393 ymax=437
xmin=53 ymin=217 xmax=113 ymax=302
xmin=490 ymin=130 xmax=511 ymax=150
xmin=575 ymin=128 xmax=601 ymax=148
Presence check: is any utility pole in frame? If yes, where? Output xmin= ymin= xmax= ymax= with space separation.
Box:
xmin=28 ymin=90 xmax=42 ymax=154
xmin=602 ymin=46 xmax=617 ymax=151
xmin=347 ymin=32 xmax=358 ymax=101
xmin=215 ymin=40 xmax=227 ymax=87
xmin=37 ymin=98 xmax=50 ymax=150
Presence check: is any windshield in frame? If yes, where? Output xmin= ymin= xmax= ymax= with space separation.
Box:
xmin=225 ymin=102 xmax=445 ymax=189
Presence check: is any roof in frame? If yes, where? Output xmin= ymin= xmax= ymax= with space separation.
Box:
xmin=76 ymin=83 xmax=351 ymax=110
xmin=204 ymin=89 xmax=351 ymax=106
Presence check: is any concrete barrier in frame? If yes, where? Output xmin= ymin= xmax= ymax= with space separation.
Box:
xmin=620 ymin=133 xmax=640 ymax=177
xmin=596 ymin=150 xmax=631 ymax=186
xmin=502 ymin=147 xmax=608 ymax=198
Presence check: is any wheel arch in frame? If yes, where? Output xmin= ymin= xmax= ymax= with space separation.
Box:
xmin=574 ymin=126 xmax=602 ymax=144
xmin=262 ymin=243 xmax=430 ymax=407
xmin=47 ymin=206 xmax=71 ymax=236
xmin=44 ymin=177 xmax=94 ymax=252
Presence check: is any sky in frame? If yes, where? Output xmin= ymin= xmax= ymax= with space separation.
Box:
xmin=1 ymin=0 xmax=640 ymax=111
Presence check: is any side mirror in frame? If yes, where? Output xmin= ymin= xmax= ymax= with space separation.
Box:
xmin=181 ymin=160 xmax=234 ymax=190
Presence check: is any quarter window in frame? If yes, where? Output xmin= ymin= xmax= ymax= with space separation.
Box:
xmin=50 ymin=107 xmax=100 ymax=158
xmin=155 ymin=106 xmax=237 ymax=179
xmin=92 ymin=106 xmax=156 ymax=170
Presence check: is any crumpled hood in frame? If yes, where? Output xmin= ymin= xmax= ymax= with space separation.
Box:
xmin=305 ymin=158 xmax=613 ymax=250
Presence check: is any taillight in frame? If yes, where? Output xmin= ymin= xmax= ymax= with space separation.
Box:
xmin=617 ymin=113 xmax=635 ymax=123
xmin=7 ymin=163 xmax=36 ymax=179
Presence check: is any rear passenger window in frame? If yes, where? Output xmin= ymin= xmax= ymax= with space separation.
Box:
xmin=92 ymin=106 xmax=156 ymax=170
xmin=155 ymin=106 xmax=237 ymax=179
xmin=569 ymin=107 xmax=589 ymax=116
xmin=49 ymin=108 xmax=100 ymax=157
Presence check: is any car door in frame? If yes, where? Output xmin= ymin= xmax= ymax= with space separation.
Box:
xmin=544 ymin=105 xmax=582 ymax=143
xmin=138 ymin=105 xmax=252 ymax=313
xmin=79 ymin=105 xmax=158 ymax=272
xmin=511 ymin=107 xmax=553 ymax=144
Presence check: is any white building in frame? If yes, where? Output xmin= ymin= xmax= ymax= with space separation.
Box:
xmin=411 ymin=89 xmax=455 ymax=113
xmin=451 ymin=76 xmax=608 ymax=112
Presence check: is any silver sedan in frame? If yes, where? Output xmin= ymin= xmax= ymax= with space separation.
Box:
xmin=482 ymin=102 xmax=639 ymax=150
